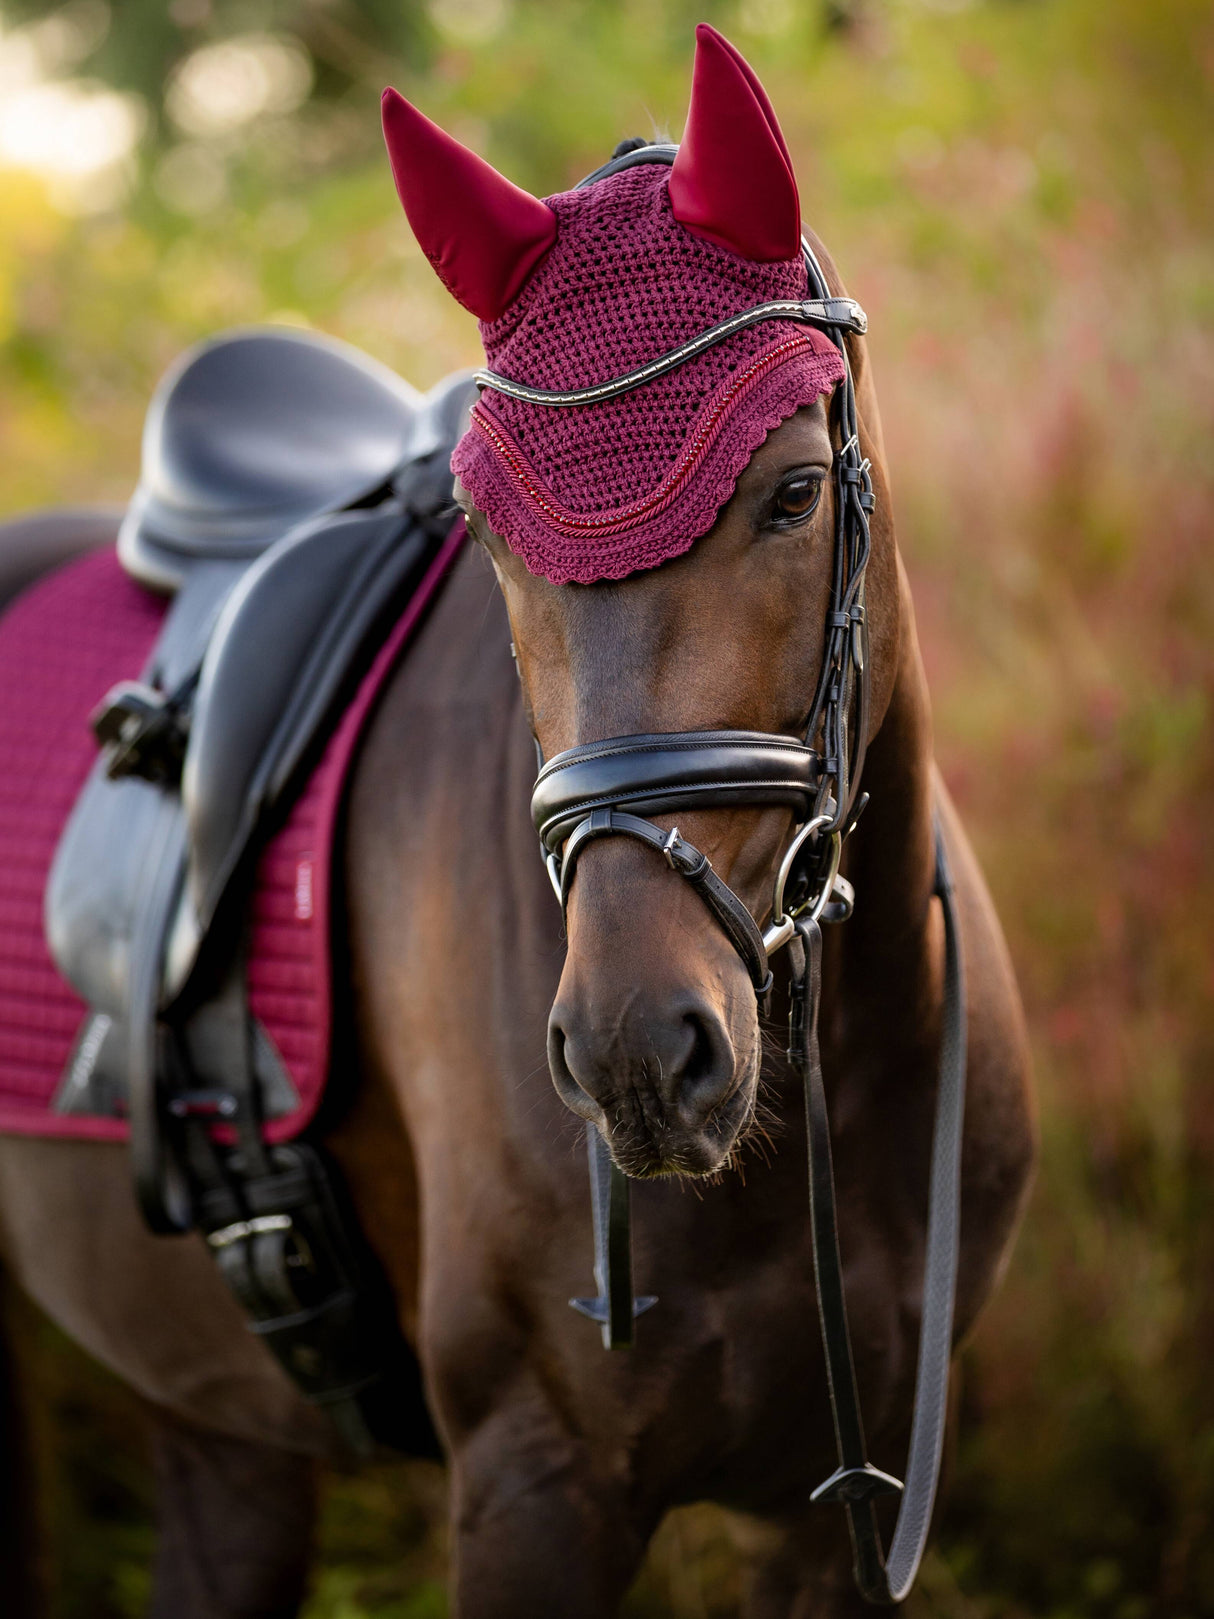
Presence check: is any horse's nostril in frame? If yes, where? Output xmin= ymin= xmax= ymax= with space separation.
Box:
xmin=681 ymin=1014 xmax=716 ymax=1086
xmin=547 ymin=995 xmax=741 ymax=1135
xmin=671 ymin=1010 xmax=737 ymax=1121
xmin=546 ymin=1012 xmax=605 ymax=1124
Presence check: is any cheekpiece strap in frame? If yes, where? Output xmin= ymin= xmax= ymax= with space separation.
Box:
xmin=475 ymin=297 xmax=867 ymax=409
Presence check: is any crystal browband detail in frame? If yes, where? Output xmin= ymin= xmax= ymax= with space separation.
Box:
xmin=473 ymin=296 xmax=868 ymax=409
xmin=469 ymin=333 xmax=823 ymax=536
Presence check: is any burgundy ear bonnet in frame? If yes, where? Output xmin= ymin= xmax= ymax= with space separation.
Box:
xmin=382 ymin=25 xmax=845 ymax=584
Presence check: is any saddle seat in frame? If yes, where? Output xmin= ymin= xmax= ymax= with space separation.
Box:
xmin=119 ymin=326 xmax=427 ymax=592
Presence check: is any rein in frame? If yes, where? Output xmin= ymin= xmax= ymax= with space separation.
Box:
xmin=502 ymin=143 xmax=969 ymax=1605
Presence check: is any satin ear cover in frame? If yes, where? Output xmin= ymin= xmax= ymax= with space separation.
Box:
xmin=381 ymin=87 xmax=558 ymax=322
xmin=668 ymin=23 xmax=802 ymax=262
xmin=384 ymin=26 xmax=800 ymax=314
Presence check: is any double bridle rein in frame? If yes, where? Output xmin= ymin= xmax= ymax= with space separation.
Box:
xmin=482 ymin=143 xmax=967 ymax=1607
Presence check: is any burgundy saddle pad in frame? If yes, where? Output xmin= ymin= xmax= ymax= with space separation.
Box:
xmin=0 ymin=525 xmax=464 ymax=1143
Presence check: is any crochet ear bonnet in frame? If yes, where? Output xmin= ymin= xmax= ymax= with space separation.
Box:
xmin=381 ymin=24 xmax=845 ymax=585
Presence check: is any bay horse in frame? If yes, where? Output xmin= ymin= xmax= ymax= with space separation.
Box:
xmin=0 ymin=25 xmax=1034 ymax=1618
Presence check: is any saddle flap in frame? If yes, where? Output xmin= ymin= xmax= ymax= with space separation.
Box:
xmin=46 ymin=775 xmax=186 ymax=1020
xmin=172 ymin=506 xmax=431 ymax=984
xmin=119 ymin=327 xmax=424 ymax=592
xmin=44 ymin=560 xmax=247 ymax=1019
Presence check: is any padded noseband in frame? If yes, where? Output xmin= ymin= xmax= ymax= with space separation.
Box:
xmin=532 ymin=730 xmax=826 ymax=998
xmin=532 ymin=730 xmax=821 ymax=852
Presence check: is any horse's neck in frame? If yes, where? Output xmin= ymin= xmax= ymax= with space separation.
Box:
xmin=833 ymin=558 xmax=941 ymax=1041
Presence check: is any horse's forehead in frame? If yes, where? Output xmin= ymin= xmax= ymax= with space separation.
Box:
xmin=486 ymin=405 xmax=836 ymax=705
xmin=451 ymin=164 xmax=845 ymax=589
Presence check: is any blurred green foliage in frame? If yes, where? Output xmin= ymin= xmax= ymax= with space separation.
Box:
xmin=1 ymin=0 xmax=1212 ymax=1615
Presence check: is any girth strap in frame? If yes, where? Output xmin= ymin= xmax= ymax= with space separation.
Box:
xmin=795 ymin=826 xmax=966 ymax=1605
xmin=560 ymin=806 xmax=771 ymax=998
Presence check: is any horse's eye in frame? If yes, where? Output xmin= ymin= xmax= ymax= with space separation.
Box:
xmin=772 ymin=473 xmax=823 ymax=525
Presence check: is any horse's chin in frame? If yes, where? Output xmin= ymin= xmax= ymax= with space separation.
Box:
xmin=603 ymin=1077 xmax=757 ymax=1180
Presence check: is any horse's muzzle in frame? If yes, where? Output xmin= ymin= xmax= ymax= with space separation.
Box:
xmin=546 ymin=989 xmax=759 ymax=1176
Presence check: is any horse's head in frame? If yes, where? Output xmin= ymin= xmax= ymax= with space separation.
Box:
xmin=462 ymin=404 xmax=840 ymax=1176
xmin=383 ymin=26 xmax=896 ymax=1176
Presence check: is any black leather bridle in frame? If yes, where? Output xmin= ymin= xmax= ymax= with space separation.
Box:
xmin=479 ymin=142 xmax=969 ymax=1606
xmin=523 ymin=141 xmax=875 ymax=976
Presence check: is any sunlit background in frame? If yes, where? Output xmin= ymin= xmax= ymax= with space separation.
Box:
xmin=0 ymin=1 xmax=1210 ymax=1616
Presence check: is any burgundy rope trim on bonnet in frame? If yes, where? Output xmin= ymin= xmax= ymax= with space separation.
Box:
xmin=471 ymin=334 xmax=825 ymax=531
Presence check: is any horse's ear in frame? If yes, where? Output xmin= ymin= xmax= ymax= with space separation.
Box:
xmin=668 ymin=24 xmax=801 ymax=262
xmin=381 ymin=88 xmax=558 ymax=322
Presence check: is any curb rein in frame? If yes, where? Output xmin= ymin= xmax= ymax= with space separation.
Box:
xmin=487 ymin=145 xmax=968 ymax=1605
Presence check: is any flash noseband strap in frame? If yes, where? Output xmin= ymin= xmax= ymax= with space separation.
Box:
xmin=475 ymin=297 xmax=866 ymax=409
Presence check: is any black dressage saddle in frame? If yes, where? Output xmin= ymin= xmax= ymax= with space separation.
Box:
xmin=119 ymin=325 xmax=432 ymax=584
xmin=47 ymin=326 xmax=473 ymax=1453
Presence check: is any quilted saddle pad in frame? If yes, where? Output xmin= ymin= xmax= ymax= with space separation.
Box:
xmin=0 ymin=527 xmax=463 ymax=1142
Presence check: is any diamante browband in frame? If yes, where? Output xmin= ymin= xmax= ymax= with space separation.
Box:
xmin=473 ymin=296 xmax=867 ymax=408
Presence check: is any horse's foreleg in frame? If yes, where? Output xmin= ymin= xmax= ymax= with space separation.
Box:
xmin=447 ymin=1400 xmax=647 ymax=1619
xmin=149 ymin=1413 xmax=317 ymax=1619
